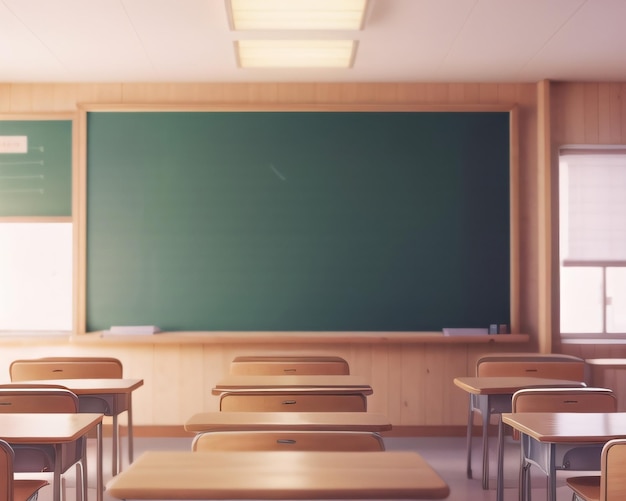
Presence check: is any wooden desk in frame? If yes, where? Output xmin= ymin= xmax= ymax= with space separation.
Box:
xmin=105 ymin=450 xmax=450 ymax=500
xmin=213 ymin=375 xmax=372 ymax=393
xmin=0 ymin=413 xmax=103 ymax=501
xmin=453 ymin=376 xmax=586 ymax=492
xmin=586 ymin=358 xmax=626 ymax=411
xmin=13 ymin=378 xmax=143 ymax=475
xmin=502 ymin=412 xmax=626 ymax=501
xmin=184 ymin=411 xmax=392 ymax=433
xmin=213 ymin=375 xmax=373 ymax=412
xmin=230 ymin=356 xmax=350 ymax=375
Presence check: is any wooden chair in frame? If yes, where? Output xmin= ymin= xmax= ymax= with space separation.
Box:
xmin=219 ymin=392 xmax=368 ymax=412
xmin=9 ymin=357 xmax=125 ymax=473
xmin=0 ymin=440 xmax=49 ymax=501
xmin=192 ymin=430 xmax=385 ymax=452
xmin=566 ymin=438 xmax=626 ymax=501
xmin=512 ymin=387 xmax=617 ymax=501
xmin=229 ymin=356 xmax=350 ymax=375
xmin=9 ymin=357 xmax=123 ymax=380
xmin=476 ymin=353 xmax=587 ymax=380
xmin=0 ymin=388 xmax=87 ymax=501
xmin=466 ymin=353 xmax=586 ymax=488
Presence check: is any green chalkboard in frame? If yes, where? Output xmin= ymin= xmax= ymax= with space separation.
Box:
xmin=86 ymin=111 xmax=510 ymax=332
xmin=0 ymin=120 xmax=72 ymax=217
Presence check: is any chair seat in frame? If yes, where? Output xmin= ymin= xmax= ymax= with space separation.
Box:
xmin=14 ymin=479 xmax=49 ymax=501
xmin=566 ymin=476 xmax=601 ymax=501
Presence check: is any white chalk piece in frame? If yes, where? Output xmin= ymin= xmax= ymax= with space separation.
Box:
xmin=103 ymin=325 xmax=162 ymax=335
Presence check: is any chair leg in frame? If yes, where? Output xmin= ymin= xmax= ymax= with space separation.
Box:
xmin=112 ymin=414 xmax=118 ymax=476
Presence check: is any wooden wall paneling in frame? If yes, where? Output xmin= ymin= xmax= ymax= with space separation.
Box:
xmin=583 ymin=83 xmax=600 ymax=143
xmin=478 ymin=83 xmax=500 ymax=103
xmin=398 ymin=344 xmax=427 ymax=425
xmin=395 ymin=84 xmax=429 ymax=103
xmin=0 ymin=85 xmax=13 ymax=112
xmin=621 ymin=84 xmax=626 ymax=143
xmin=382 ymin=344 xmax=408 ymax=423
xmin=423 ymin=344 xmax=462 ymax=425
xmin=598 ymin=83 xmax=622 ymax=143
xmin=554 ymin=83 xmax=586 ymax=144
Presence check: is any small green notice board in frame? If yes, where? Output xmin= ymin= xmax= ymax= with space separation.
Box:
xmin=0 ymin=120 xmax=72 ymax=217
xmin=86 ymin=111 xmax=511 ymax=332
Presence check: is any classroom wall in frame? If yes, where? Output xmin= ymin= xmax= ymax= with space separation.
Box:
xmin=0 ymin=82 xmax=545 ymax=433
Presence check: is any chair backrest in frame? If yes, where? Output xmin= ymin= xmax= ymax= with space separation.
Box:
xmin=511 ymin=387 xmax=617 ymax=442
xmin=476 ymin=353 xmax=586 ymax=381
xmin=191 ymin=430 xmax=385 ymax=452
xmin=10 ymin=357 xmax=123 ymax=381
xmin=0 ymin=439 xmax=49 ymax=501
xmin=512 ymin=387 xmax=617 ymax=413
xmin=0 ymin=440 xmax=12 ymax=501
xmin=230 ymin=356 xmax=350 ymax=375
xmin=0 ymin=388 xmax=79 ymax=413
xmin=602 ymin=439 xmax=626 ymax=500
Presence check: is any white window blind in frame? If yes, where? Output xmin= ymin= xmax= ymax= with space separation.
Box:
xmin=560 ymin=148 xmax=626 ymax=265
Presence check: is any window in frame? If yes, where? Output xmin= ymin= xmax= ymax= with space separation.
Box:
xmin=559 ymin=147 xmax=626 ymax=337
xmin=0 ymin=222 xmax=73 ymax=333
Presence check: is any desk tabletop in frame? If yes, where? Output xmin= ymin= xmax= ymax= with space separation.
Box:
xmin=212 ymin=375 xmax=373 ymax=395
xmin=0 ymin=413 xmax=103 ymax=443
xmin=105 ymin=450 xmax=450 ymax=500
xmin=184 ymin=411 xmax=392 ymax=433
xmin=585 ymin=358 xmax=626 ymax=367
xmin=502 ymin=412 xmax=626 ymax=443
xmin=10 ymin=378 xmax=144 ymax=394
xmin=453 ymin=376 xmax=585 ymax=395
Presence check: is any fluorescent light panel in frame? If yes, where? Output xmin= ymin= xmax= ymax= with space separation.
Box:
xmin=236 ymin=40 xmax=356 ymax=68
xmin=229 ymin=0 xmax=368 ymax=30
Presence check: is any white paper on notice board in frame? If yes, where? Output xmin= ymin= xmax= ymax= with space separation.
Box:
xmin=0 ymin=136 xmax=28 ymax=153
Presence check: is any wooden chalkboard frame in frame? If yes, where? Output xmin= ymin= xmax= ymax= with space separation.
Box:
xmin=77 ymin=104 xmax=519 ymax=335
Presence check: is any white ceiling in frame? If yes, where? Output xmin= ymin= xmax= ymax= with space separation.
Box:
xmin=1 ymin=0 xmax=625 ymax=84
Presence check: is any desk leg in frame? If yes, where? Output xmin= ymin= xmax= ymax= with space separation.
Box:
xmin=53 ymin=444 xmax=62 ymax=501
xmin=518 ymin=434 xmax=528 ymax=501
xmin=496 ymin=416 xmax=505 ymax=501
xmin=97 ymin=422 xmax=103 ymax=501
xmin=112 ymin=414 xmax=118 ymax=476
xmin=476 ymin=395 xmax=491 ymax=490
xmin=547 ymin=444 xmax=557 ymax=501
xmin=465 ymin=395 xmax=474 ymax=479
xmin=127 ymin=398 xmax=134 ymax=466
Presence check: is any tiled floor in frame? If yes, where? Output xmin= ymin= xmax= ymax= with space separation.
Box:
xmin=30 ymin=434 xmax=585 ymax=501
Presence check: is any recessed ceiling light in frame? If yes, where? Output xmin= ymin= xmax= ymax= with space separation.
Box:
xmin=236 ymin=40 xmax=357 ymax=68
xmin=228 ymin=0 xmax=368 ymax=31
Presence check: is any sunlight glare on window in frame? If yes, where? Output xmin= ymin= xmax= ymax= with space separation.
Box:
xmin=0 ymin=223 xmax=72 ymax=332
xmin=560 ymin=267 xmax=603 ymax=333
xmin=607 ymin=268 xmax=626 ymax=333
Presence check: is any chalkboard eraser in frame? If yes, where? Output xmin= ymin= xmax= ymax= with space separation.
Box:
xmin=104 ymin=325 xmax=161 ymax=335
xmin=443 ymin=328 xmax=488 ymax=336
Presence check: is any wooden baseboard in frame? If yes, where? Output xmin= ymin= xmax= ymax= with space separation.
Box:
xmin=112 ymin=424 xmax=490 ymax=438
